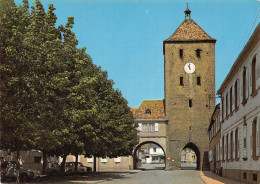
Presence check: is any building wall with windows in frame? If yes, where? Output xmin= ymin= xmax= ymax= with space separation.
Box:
xmin=217 ymin=23 xmax=260 ymax=184
xmin=208 ymin=104 xmax=222 ymax=175
xmin=131 ymin=99 xmax=167 ymax=152
xmin=65 ymin=155 xmax=133 ymax=171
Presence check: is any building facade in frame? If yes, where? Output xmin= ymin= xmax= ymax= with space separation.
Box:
xmin=164 ymin=6 xmax=216 ymax=170
xmin=208 ymin=104 xmax=221 ymax=175
xmin=131 ymin=100 xmax=167 ymax=169
xmin=217 ymin=23 xmax=260 ymax=183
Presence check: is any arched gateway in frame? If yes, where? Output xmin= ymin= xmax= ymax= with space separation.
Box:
xmin=131 ymin=5 xmax=215 ymax=171
xmin=133 ymin=141 xmax=166 ymax=170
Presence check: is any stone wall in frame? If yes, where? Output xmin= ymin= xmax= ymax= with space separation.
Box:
xmin=164 ymin=41 xmax=215 ymax=170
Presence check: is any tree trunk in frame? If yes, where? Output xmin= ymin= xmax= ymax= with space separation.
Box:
xmin=60 ymin=154 xmax=67 ymax=175
xmin=93 ymin=156 xmax=96 ymax=172
xmin=16 ymin=150 xmax=20 ymax=183
xmin=42 ymin=150 xmax=47 ymax=174
xmin=75 ymin=154 xmax=78 ymax=173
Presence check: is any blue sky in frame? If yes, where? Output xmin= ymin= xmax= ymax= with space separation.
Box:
xmin=15 ymin=0 xmax=260 ymax=107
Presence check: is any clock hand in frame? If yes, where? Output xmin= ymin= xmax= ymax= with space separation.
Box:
xmin=188 ymin=64 xmax=191 ymax=70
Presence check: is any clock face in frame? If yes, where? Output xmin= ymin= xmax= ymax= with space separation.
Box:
xmin=184 ymin=63 xmax=195 ymax=74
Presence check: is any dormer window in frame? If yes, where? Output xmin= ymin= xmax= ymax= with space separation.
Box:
xmin=195 ymin=49 xmax=201 ymax=58
xmin=146 ymin=109 xmax=151 ymax=115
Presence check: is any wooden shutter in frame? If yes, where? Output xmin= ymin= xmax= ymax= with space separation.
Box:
xmin=257 ymin=132 xmax=260 ymax=156
xmin=238 ymin=129 xmax=240 ymax=158
xmin=138 ymin=123 xmax=142 ymax=131
xmin=155 ymin=123 xmax=159 ymax=132
xmin=250 ymin=135 xmax=253 ymax=157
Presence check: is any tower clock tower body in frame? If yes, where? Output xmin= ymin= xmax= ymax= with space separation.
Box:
xmin=164 ymin=7 xmax=216 ymax=170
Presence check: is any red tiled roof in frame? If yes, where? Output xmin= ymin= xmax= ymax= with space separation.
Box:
xmin=165 ymin=19 xmax=215 ymax=41
xmin=130 ymin=100 xmax=165 ymax=119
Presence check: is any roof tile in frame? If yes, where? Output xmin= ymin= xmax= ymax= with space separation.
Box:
xmin=165 ymin=19 xmax=215 ymax=41
xmin=131 ymin=100 xmax=165 ymax=119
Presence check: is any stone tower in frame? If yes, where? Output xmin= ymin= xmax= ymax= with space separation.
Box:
xmin=164 ymin=5 xmax=216 ymax=170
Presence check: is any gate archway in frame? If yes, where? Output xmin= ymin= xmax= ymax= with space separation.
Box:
xmin=181 ymin=142 xmax=200 ymax=170
xmin=133 ymin=141 xmax=166 ymax=170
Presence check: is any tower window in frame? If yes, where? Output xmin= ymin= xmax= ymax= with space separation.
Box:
xmin=180 ymin=77 xmax=184 ymax=86
xmin=195 ymin=49 xmax=201 ymax=58
xmin=179 ymin=49 xmax=183 ymax=58
xmin=197 ymin=77 xmax=201 ymax=85
xmin=189 ymin=99 xmax=192 ymax=107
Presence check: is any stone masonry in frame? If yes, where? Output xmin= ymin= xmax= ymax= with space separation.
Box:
xmin=163 ymin=11 xmax=216 ymax=170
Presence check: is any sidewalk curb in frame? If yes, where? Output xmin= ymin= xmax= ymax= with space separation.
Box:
xmin=199 ymin=171 xmax=208 ymax=184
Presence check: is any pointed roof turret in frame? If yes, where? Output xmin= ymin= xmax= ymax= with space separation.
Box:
xmin=164 ymin=4 xmax=216 ymax=43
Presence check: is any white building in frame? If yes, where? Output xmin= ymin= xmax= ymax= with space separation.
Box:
xmin=217 ymin=23 xmax=260 ymax=183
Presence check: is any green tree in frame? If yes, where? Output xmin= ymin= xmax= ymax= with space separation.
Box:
xmin=0 ymin=0 xmax=138 ymax=176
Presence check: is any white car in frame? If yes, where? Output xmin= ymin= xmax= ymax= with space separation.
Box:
xmin=64 ymin=162 xmax=92 ymax=175
xmin=1 ymin=161 xmax=41 ymax=182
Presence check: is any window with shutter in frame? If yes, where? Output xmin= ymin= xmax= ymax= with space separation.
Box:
xmin=226 ymin=93 xmax=229 ymax=117
xmin=257 ymin=117 xmax=260 ymax=156
xmin=235 ymin=81 xmax=238 ymax=109
xmin=235 ymin=129 xmax=238 ymax=159
xmin=226 ymin=134 xmax=229 ymax=160
xmin=142 ymin=123 xmax=147 ymax=132
xmin=155 ymin=123 xmax=159 ymax=132
xmin=220 ymin=145 xmax=222 ymax=160
xmin=230 ymin=131 xmax=233 ymax=160
xmin=138 ymin=123 xmax=142 ymax=131
xmin=251 ymin=56 xmax=256 ymax=95
xmin=250 ymin=135 xmax=253 ymax=157
xmin=257 ymin=132 xmax=260 ymax=156
xmin=222 ymin=136 xmax=225 ymax=161
xmin=149 ymin=123 xmax=155 ymax=131
xmin=230 ymin=87 xmax=233 ymax=114
xmin=252 ymin=118 xmax=257 ymax=157
xmin=242 ymin=67 xmax=247 ymax=105
xmin=243 ymin=121 xmax=247 ymax=158
xmin=238 ymin=128 xmax=240 ymax=158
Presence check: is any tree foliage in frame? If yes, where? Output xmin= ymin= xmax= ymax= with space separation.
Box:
xmin=0 ymin=0 xmax=138 ymax=172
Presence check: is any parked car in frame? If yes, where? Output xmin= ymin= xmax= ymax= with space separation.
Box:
xmin=64 ymin=162 xmax=92 ymax=175
xmin=45 ymin=162 xmax=60 ymax=176
xmin=1 ymin=161 xmax=41 ymax=182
